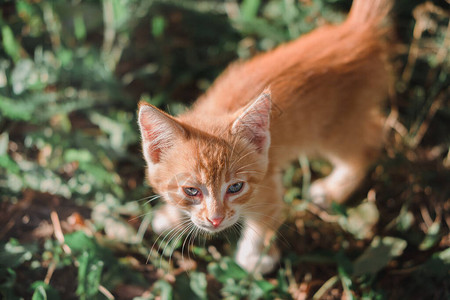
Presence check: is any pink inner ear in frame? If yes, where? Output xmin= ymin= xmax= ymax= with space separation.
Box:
xmin=140 ymin=120 xmax=159 ymax=163
xmin=232 ymin=91 xmax=272 ymax=153
xmin=144 ymin=130 xmax=163 ymax=163
xmin=250 ymin=133 xmax=268 ymax=152
xmin=138 ymin=105 xmax=182 ymax=164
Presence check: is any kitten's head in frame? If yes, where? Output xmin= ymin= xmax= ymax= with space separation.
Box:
xmin=138 ymin=90 xmax=271 ymax=233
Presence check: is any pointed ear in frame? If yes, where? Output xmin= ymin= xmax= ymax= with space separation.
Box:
xmin=231 ymin=89 xmax=272 ymax=154
xmin=138 ymin=103 xmax=185 ymax=165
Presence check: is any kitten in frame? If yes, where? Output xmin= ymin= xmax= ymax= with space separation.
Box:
xmin=138 ymin=0 xmax=392 ymax=274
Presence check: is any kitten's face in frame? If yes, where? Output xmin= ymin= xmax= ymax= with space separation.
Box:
xmin=150 ymin=136 xmax=267 ymax=233
xmin=138 ymin=91 xmax=271 ymax=233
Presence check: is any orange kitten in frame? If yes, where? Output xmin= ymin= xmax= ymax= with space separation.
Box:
xmin=138 ymin=0 xmax=391 ymax=274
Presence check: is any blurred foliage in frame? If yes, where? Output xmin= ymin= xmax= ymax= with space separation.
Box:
xmin=0 ymin=0 xmax=449 ymax=299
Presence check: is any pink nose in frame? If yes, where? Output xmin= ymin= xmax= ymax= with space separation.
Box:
xmin=207 ymin=217 xmax=224 ymax=228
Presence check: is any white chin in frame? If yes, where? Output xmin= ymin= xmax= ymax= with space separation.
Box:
xmin=193 ymin=217 xmax=239 ymax=233
xmin=198 ymin=224 xmax=230 ymax=234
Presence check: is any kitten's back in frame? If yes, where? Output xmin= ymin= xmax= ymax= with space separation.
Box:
xmin=188 ymin=0 xmax=391 ymax=168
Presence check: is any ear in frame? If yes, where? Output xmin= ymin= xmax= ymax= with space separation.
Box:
xmin=138 ymin=103 xmax=185 ymax=165
xmin=231 ymin=89 xmax=272 ymax=154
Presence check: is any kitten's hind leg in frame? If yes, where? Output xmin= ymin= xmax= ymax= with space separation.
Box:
xmin=309 ymin=109 xmax=384 ymax=206
xmin=309 ymin=150 xmax=377 ymax=206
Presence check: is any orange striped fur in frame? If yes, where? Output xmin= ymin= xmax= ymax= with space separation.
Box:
xmin=138 ymin=0 xmax=392 ymax=273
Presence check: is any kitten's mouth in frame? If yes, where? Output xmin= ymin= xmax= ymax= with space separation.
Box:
xmin=198 ymin=224 xmax=228 ymax=233
xmin=192 ymin=215 xmax=239 ymax=233
xmin=194 ymin=221 xmax=233 ymax=233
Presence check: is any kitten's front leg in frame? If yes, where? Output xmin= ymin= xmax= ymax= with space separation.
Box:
xmin=236 ymin=218 xmax=281 ymax=274
xmin=235 ymin=174 xmax=285 ymax=274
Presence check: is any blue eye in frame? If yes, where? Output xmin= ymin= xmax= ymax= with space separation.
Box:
xmin=227 ymin=182 xmax=244 ymax=194
xmin=183 ymin=187 xmax=200 ymax=197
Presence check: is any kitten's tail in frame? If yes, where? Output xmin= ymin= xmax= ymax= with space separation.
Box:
xmin=346 ymin=0 xmax=392 ymax=29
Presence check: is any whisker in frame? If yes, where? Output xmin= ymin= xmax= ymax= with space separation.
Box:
xmin=187 ymin=226 xmax=197 ymax=263
xmin=227 ymin=137 xmax=240 ymax=170
xmin=234 ymin=160 xmax=262 ymax=173
xmin=183 ymin=224 xmax=198 ymax=275
xmin=199 ymin=227 xmax=206 ymax=246
xmin=128 ymin=211 xmax=154 ymax=222
xmin=143 ymin=195 xmax=162 ymax=205
xmin=235 ymin=160 xmax=260 ymax=171
xmin=164 ymin=223 xmax=190 ymax=256
xmin=181 ymin=224 xmax=197 ymax=270
xmin=188 ymin=226 xmax=201 ymax=263
xmin=148 ymin=218 xmax=191 ymax=265
xmin=236 ymin=170 xmax=265 ymax=176
xmin=167 ymin=223 xmax=194 ymax=268
xmin=130 ymin=194 xmax=161 ymax=204
xmin=154 ymin=224 xmax=183 ymax=259
xmin=160 ymin=228 xmax=183 ymax=270
xmin=239 ymin=207 xmax=292 ymax=241
xmin=240 ymin=209 xmax=287 ymax=227
xmin=229 ymin=150 xmax=257 ymax=170
xmin=159 ymin=221 xmax=192 ymax=270
xmin=233 ymin=223 xmax=241 ymax=238
xmin=241 ymin=214 xmax=291 ymax=249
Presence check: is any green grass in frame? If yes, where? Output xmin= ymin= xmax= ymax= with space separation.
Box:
xmin=0 ymin=0 xmax=449 ymax=299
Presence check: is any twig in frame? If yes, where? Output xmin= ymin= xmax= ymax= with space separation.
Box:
xmin=401 ymin=4 xmax=427 ymax=84
xmin=408 ymin=88 xmax=448 ymax=148
xmin=98 ymin=285 xmax=115 ymax=300
xmin=284 ymin=259 xmax=300 ymax=299
xmin=46 ymin=211 xmax=70 ymax=286
xmin=435 ymin=18 xmax=450 ymax=63
xmin=419 ymin=205 xmax=434 ymax=228
xmin=312 ymin=275 xmax=339 ymax=300
xmin=50 ymin=210 xmax=71 ymax=255
xmin=400 ymin=2 xmax=448 ymax=84
xmin=384 ymin=69 xmax=408 ymax=143
xmin=44 ymin=261 xmax=56 ymax=285
xmin=425 ymin=18 xmax=450 ymax=87
xmin=306 ymin=203 xmax=340 ymax=223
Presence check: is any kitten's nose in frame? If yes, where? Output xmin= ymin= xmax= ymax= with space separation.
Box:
xmin=207 ymin=217 xmax=224 ymax=228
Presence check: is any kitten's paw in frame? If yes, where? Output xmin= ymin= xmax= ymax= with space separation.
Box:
xmin=309 ymin=179 xmax=330 ymax=208
xmin=151 ymin=208 xmax=175 ymax=234
xmin=236 ymin=245 xmax=280 ymax=274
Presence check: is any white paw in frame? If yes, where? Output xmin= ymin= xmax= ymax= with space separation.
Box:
xmin=309 ymin=180 xmax=329 ymax=207
xmin=151 ymin=208 xmax=174 ymax=234
xmin=236 ymin=245 xmax=280 ymax=274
